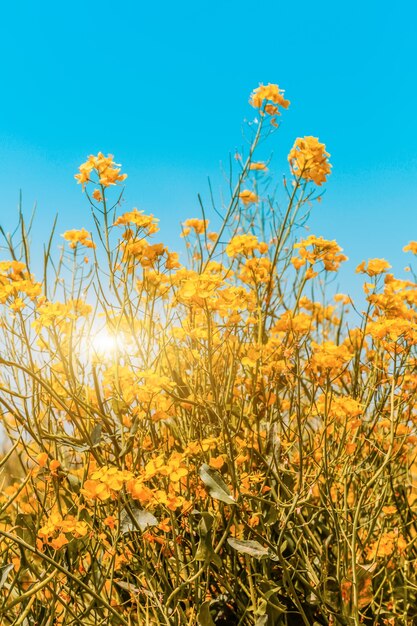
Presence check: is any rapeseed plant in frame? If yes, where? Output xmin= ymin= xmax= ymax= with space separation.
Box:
xmin=0 ymin=84 xmax=416 ymax=626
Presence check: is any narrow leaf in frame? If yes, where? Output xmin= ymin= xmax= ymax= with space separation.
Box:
xmin=0 ymin=564 xmax=13 ymax=590
xmin=90 ymin=423 xmax=102 ymax=447
xmin=199 ymin=464 xmax=236 ymax=505
xmin=198 ymin=601 xmax=216 ymax=626
xmin=227 ymin=537 xmax=269 ymax=559
xmin=120 ymin=506 xmax=158 ymax=533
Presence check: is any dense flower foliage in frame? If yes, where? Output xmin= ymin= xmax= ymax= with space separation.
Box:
xmin=0 ymin=84 xmax=416 ymax=626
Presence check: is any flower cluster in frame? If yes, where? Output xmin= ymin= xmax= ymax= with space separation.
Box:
xmin=249 ymin=83 xmax=290 ymax=114
xmin=0 ymin=261 xmax=42 ymax=311
xmin=249 ymin=161 xmax=268 ymax=171
xmin=75 ymin=152 xmax=128 ymax=188
xmin=238 ymin=190 xmax=259 ymax=205
xmin=288 ymin=136 xmax=331 ymax=185
xmin=181 ymin=218 xmax=209 ymax=236
xmin=226 ymin=234 xmax=268 ymax=257
xmin=291 ymin=235 xmax=348 ymax=277
xmin=356 ymin=258 xmax=392 ymax=276
xmin=113 ymin=208 xmax=159 ymax=234
xmin=61 ymin=228 xmax=96 ymax=249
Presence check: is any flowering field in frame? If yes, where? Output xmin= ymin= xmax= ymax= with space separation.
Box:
xmin=0 ymin=83 xmax=417 ymax=626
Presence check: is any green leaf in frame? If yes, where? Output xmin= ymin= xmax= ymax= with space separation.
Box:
xmin=120 ymin=505 xmax=158 ymax=533
xmin=114 ymin=579 xmax=154 ymax=598
xmin=67 ymin=537 xmax=87 ymax=563
xmin=197 ymin=601 xmax=216 ymax=626
xmin=0 ymin=564 xmax=13 ymax=590
xmin=90 ymin=423 xmax=102 ymax=447
xmin=227 ymin=537 xmax=269 ymax=560
xmin=15 ymin=513 xmax=36 ymax=547
xmin=199 ymin=464 xmax=236 ymax=505
xmin=66 ymin=474 xmax=81 ymax=493
xmin=194 ymin=512 xmax=222 ymax=568
xmin=15 ymin=514 xmax=36 ymax=567
xmin=114 ymin=580 xmax=140 ymax=594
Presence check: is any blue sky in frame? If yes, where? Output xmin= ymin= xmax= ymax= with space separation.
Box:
xmin=1 ymin=0 xmax=417 ymax=304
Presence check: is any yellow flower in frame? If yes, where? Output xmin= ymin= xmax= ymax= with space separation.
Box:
xmin=38 ymin=511 xmax=89 ymax=549
xmin=121 ymin=239 xmax=166 ymax=267
xmin=356 ymin=258 xmax=391 ymax=276
xmin=209 ymin=456 xmax=225 ymax=469
xmin=62 ymin=228 xmax=96 ymax=250
xmin=75 ymin=152 xmax=127 ymax=189
xmin=288 ymin=136 xmax=331 ymax=186
xmin=273 ymin=311 xmax=313 ymax=335
xmin=310 ymin=341 xmax=352 ymax=373
xmin=182 ymin=218 xmax=209 ymax=235
xmin=92 ymin=189 xmax=103 ymax=202
xmin=50 ymin=533 xmax=69 ymax=550
xmin=103 ymin=516 xmax=116 ymax=529
xmin=165 ymin=251 xmax=181 ymax=270
xmin=226 ymin=234 xmax=264 ymax=257
xmin=113 ymin=209 xmax=159 ymax=235
xmin=49 ymin=459 xmax=61 ymax=476
xmin=403 ymin=241 xmax=417 ymax=254
xmin=126 ymin=479 xmax=154 ymax=505
xmin=382 ymin=505 xmax=397 ymax=515
xmin=292 ymin=236 xmax=347 ymax=272
xmin=367 ymin=530 xmax=407 ymax=560
xmin=239 ymin=257 xmax=272 ymax=285
xmin=239 ymin=190 xmax=259 ymax=205
xmin=249 ymin=162 xmax=268 ymax=171
xmin=81 ymin=480 xmax=111 ymax=501
xmin=0 ymin=261 xmax=42 ymax=307
xmin=250 ymin=83 xmax=290 ymax=112
xmin=37 ymin=452 xmax=48 ymax=467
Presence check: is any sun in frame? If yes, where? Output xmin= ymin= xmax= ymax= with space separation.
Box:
xmin=89 ymin=328 xmax=126 ymax=357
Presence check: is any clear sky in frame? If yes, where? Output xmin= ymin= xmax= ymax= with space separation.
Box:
xmin=1 ymin=0 xmax=417 ymax=304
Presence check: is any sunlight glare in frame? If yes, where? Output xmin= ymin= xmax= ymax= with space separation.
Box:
xmin=89 ymin=329 xmax=126 ymax=357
